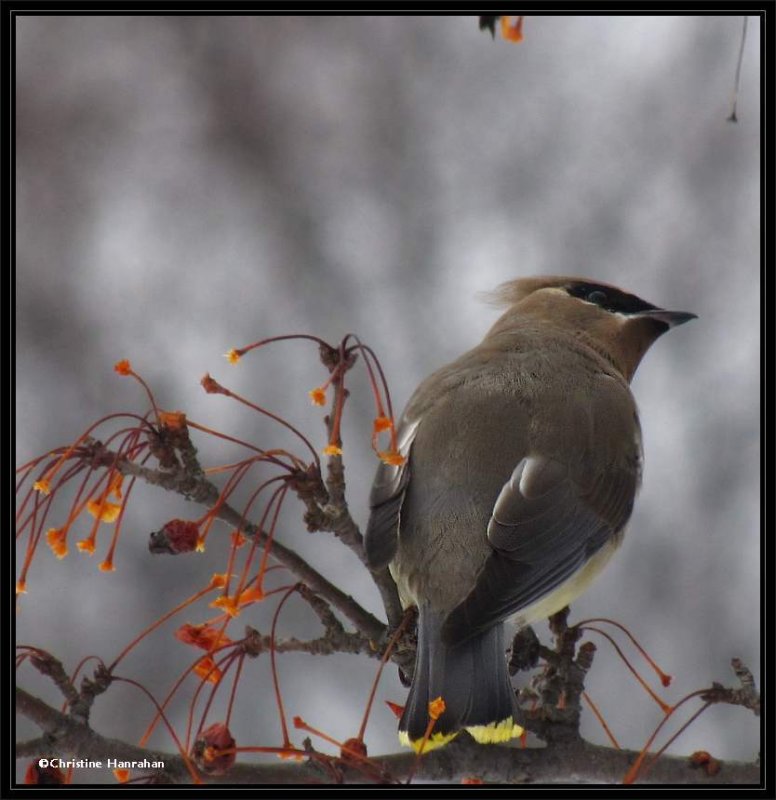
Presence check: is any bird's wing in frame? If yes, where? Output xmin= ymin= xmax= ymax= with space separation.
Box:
xmin=363 ymin=351 xmax=484 ymax=570
xmin=441 ymin=378 xmax=641 ymax=646
xmin=364 ymin=418 xmax=420 ymax=569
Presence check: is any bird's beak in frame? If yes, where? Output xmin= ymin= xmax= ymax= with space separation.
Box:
xmin=633 ymin=309 xmax=698 ymax=328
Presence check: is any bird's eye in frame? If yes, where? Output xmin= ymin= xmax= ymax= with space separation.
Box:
xmin=587 ymin=290 xmax=608 ymax=305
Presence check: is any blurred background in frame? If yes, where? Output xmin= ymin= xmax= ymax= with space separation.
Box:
xmin=16 ymin=15 xmax=760 ymax=783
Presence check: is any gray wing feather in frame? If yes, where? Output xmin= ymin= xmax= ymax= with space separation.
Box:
xmin=364 ymin=419 xmax=420 ymax=570
xmin=442 ymin=455 xmax=625 ymax=645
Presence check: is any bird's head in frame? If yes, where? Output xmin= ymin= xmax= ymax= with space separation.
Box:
xmin=486 ymin=275 xmax=697 ymax=381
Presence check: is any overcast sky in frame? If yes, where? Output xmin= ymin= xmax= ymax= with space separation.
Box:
xmin=16 ymin=15 xmax=760 ymax=783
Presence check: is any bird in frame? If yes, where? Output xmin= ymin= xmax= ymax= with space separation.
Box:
xmin=364 ymin=276 xmax=696 ymax=752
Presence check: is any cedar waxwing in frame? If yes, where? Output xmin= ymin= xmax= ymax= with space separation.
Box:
xmin=365 ymin=276 xmax=696 ymax=752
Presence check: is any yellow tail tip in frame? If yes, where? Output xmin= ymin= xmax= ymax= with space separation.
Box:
xmin=399 ymin=717 xmax=523 ymax=752
xmin=466 ymin=717 xmax=524 ymax=745
xmin=399 ymin=729 xmax=459 ymax=754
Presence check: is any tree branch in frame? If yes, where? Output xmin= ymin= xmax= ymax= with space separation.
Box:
xmin=702 ymin=658 xmax=761 ymax=716
xmin=16 ymin=687 xmax=760 ymax=785
xmin=93 ymin=442 xmax=387 ymax=643
xmin=242 ymin=626 xmax=374 ymax=658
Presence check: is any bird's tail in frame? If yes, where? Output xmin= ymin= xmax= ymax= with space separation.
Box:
xmin=399 ymin=606 xmax=523 ymax=753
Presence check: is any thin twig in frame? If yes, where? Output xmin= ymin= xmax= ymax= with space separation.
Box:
xmin=727 ymin=16 xmax=748 ymax=122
